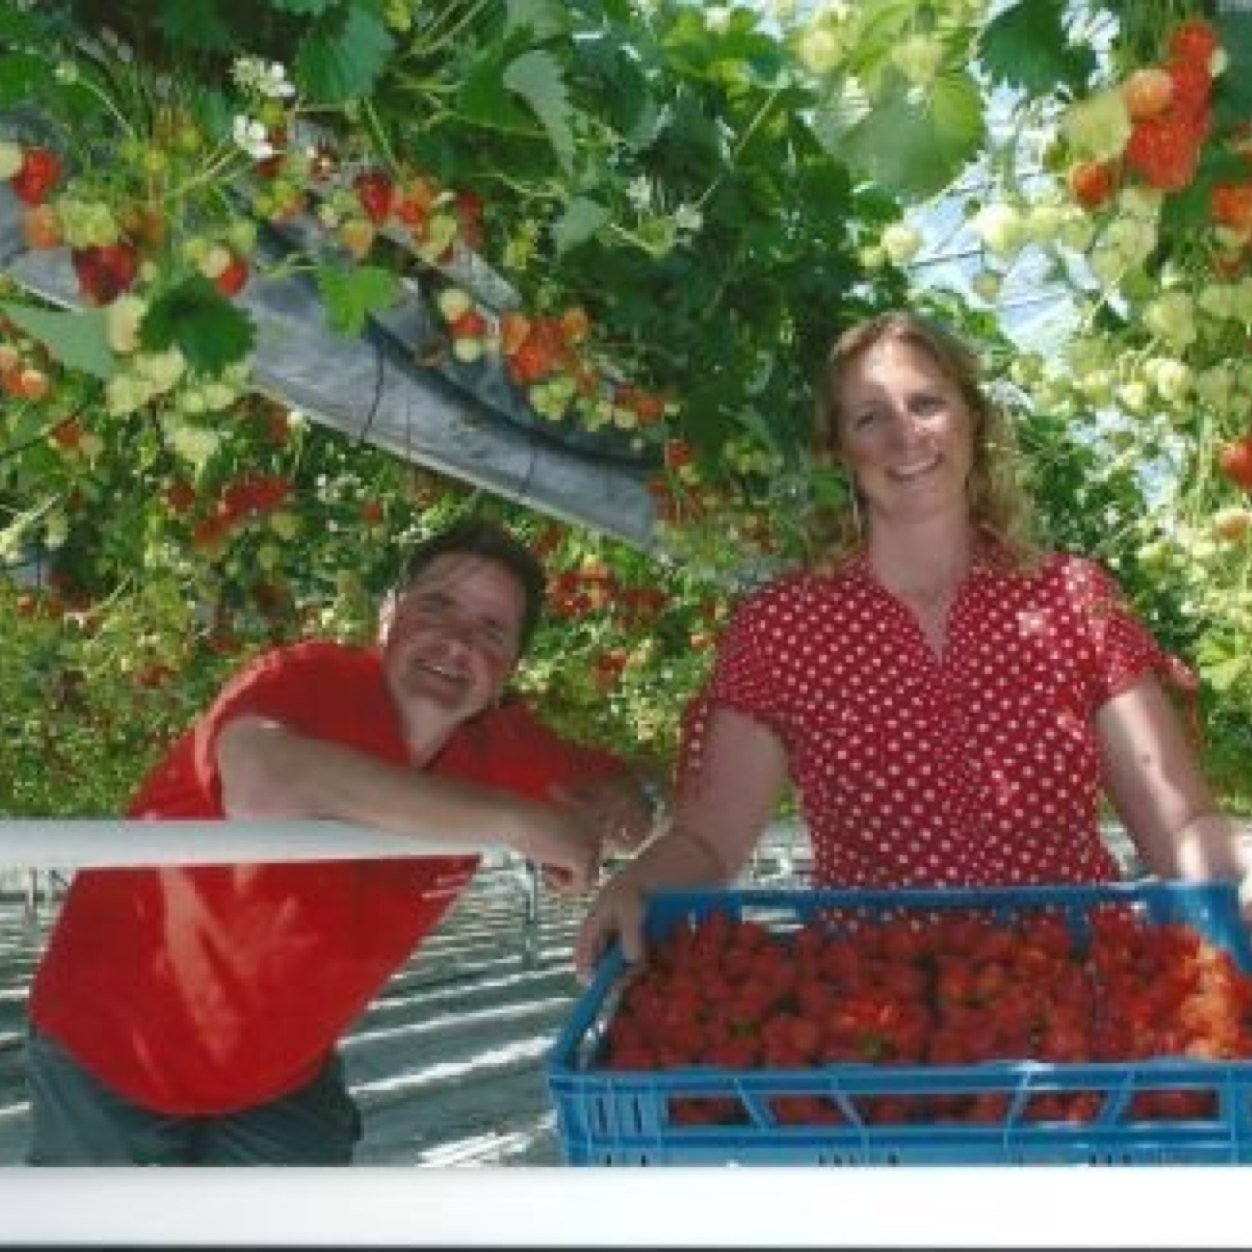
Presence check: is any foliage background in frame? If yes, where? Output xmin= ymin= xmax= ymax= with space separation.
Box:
xmin=2 ymin=0 xmax=1251 ymax=815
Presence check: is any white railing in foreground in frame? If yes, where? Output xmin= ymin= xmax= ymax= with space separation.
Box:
xmin=0 ymin=820 xmax=501 ymax=870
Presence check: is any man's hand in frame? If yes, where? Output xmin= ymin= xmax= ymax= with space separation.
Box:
xmin=551 ymin=770 xmax=665 ymax=857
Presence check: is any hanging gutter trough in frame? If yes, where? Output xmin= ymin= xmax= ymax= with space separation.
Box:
xmin=0 ymin=183 xmax=661 ymax=551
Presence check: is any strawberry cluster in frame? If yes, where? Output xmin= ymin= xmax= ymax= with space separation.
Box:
xmin=598 ymin=906 xmax=1252 ymax=1128
xmin=432 ymin=285 xmax=670 ymax=432
xmin=1065 ymin=16 xmax=1252 ymax=275
xmin=1068 ymin=18 xmax=1222 ymax=208
xmin=190 ymin=472 xmax=293 ymax=552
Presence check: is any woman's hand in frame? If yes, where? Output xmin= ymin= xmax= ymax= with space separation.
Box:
xmin=574 ymin=870 xmax=649 ymax=984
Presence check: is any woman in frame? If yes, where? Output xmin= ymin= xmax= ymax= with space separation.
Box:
xmin=575 ymin=310 xmax=1252 ymax=981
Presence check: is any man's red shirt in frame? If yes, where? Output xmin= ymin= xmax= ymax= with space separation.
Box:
xmin=29 ymin=641 xmax=620 ymax=1114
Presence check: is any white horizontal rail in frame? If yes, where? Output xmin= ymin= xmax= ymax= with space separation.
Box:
xmin=0 ymin=819 xmax=501 ymax=870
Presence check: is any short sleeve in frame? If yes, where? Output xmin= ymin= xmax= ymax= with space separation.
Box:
xmin=676 ymin=585 xmax=791 ymax=790
xmin=445 ymin=698 xmax=626 ymax=800
xmin=190 ymin=643 xmax=390 ymax=806
xmin=1064 ymin=558 xmax=1197 ymax=705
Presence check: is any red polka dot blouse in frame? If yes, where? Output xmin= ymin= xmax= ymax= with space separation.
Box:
xmin=680 ymin=549 xmax=1190 ymax=889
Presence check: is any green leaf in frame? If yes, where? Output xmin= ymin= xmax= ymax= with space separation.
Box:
xmin=459 ymin=46 xmax=538 ymax=133
xmin=1161 ymin=144 xmax=1252 ymax=234
xmin=1214 ymin=13 xmax=1252 ymax=128
xmin=315 ymin=263 xmax=400 ymax=337
xmin=1201 ymin=655 xmax=1249 ymax=695
xmin=296 ymin=2 xmax=394 ymax=104
xmin=504 ymin=0 xmax=570 ymax=41
xmin=503 ymin=50 xmax=575 ymax=174
xmin=833 ymin=71 xmax=985 ymax=200
xmin=269 ymin=0 xmax=340 ymax=12
xmin=153 ymin=0 xmax=234 ymax=52
xmin=139 ymin=277 xmax=256 ymax=375
xmin=0 ymin=303 xmax=116 ymax=380
xmin=551 ymin=197 xmax=611 ymax=256
xmin=978 ymin=0 xmax=1096 ymax=96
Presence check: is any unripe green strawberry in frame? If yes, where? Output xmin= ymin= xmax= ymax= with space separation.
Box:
xmin=436 ymin=286 xmax=473 ymax=322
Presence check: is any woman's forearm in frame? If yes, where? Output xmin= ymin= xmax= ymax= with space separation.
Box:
xmin=615 ymin=823 xmax=738 ymax=893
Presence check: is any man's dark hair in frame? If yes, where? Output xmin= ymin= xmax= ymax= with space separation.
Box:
xmin=396 ymin=517 xmax=547 ymax=654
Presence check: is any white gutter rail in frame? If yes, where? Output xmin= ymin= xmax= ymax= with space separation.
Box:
xmin=0 ymin=820 xmax=500 ymax=870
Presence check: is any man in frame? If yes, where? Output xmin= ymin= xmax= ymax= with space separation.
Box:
xmin=26 ymin=518 xmax=655 ymax=1164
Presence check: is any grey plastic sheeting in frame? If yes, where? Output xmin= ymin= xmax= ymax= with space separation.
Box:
xmin=0 ymin=183 xmax=660 ymax=551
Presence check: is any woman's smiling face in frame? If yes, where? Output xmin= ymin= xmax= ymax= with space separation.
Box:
xmin=835 ymin=338 xmax=976 ymax=527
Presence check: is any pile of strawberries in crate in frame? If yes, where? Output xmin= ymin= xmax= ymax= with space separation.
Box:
xmin=598 ymin=906 xmax=1252 ymax=1127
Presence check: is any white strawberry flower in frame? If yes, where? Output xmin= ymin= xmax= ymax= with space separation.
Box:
xmin=233 ymin=115 xmax=274 ymax=160
xmin=232 ymin=56 xmax=296 ymax=100
xmin=674 ymin=203 xmax=703 ymax=238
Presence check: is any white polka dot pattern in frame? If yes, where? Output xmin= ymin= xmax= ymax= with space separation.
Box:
xmin=679 ymin=550 xmax=1183 ymax=889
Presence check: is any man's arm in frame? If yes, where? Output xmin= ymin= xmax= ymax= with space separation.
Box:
xmin=216 ymin=715 xmax=601 ymax=888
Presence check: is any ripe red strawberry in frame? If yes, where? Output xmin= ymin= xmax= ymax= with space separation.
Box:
xmin=664 ymin=438 xmax=693 ymax=470
xmin=11 ymin=147 xmax=62 ymax=206
xmin=353 ymin=169 xmax=395 ymax=226
xmin=1168 ymin=18 xmax=1220 ymax=69
xmin=500 ymin=311 xmax=531 ymax=356
xmin=51 ymin=419 xmax=84 ymax=450
xmin=450 ymin=309 xmax=488 ymax=339
xmin=71 ymin=243 xmax=140 ymax=305
xmin=1219 ymin=438 xmax=1252 ymax=490
xmin=508 ymin=337 xmax=555 ymax=385
xmin=1165 ymin=58 xmax=1213 ymax=122
xmin=1213 ymin=184 xmax=1252 ymax=235
xmin=22 ymin=204 xmax=62 ymax=249
xmin=1124 ymin=116 xmax=1200 ymax=192
xmin=632 ymin=390 xmax=666 ymax=424
xmin=164 ymin=479 xmax=198 ymax=514
xmin=1121 ymin=67 xmax=1174 ymax=122
xmin=394 ymin=176 xmax=439 ymax=227
xmin=214 ymin=253 xmax=249 ymax=297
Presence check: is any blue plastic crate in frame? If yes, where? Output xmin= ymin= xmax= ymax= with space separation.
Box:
xmin=547 ymin=881 xmax=1252 ymax=1165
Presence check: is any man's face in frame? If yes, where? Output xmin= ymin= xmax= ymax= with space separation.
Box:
xmin=380 ymin=553 xmax=526 ymax=725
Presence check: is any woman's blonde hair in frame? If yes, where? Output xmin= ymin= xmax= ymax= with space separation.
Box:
xmin=810 ymin=309 xmax=1038 ymax=567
